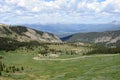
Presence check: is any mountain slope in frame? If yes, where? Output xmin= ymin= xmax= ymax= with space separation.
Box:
xmin=61 ymin=30 xmax=120 ymax=45
xmin=0 ymin=24 xmax=61 ymax=43
xmin=26 ymin=24 xmax=120 ymax=37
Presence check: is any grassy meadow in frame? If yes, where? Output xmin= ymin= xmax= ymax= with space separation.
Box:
xmin=0 ymin=44 xmax=120 ymax=80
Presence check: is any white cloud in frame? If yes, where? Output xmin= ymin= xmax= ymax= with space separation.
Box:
xmin=15 ymin=10 xmax=23 ymax=15
xmin=32 ymin=7 xmax=40 ymax=12
xmin=0 ymin=5 xmax=9 ymax=12
xmin=102 ymin=0 xmax=120 ymax=13
xmin=0 ymin=0 xmax=120 ymax=24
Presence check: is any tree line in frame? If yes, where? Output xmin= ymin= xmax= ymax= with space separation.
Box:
xmin=0 ymin=37 xmax=45 ymax=52
xmin=0 ymin=60 xmax=24 ymax=76
xmin=85 ymin=46 xmax=120 ymax=55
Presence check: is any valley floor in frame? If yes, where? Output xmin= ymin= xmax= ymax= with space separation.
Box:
xmin=33 ymin=54 xmax=119 ymax=61
xmin=0 ymin=51 xmax=120 ymax=80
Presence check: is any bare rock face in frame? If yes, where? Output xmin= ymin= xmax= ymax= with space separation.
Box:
xmin=94 ymin=36 xmax=112 ymax=43
xmin=0 ymin=24 xmax=62 ymax=43
xmin=94 ymin=36 xmax=120 ymax=44
xmin=62 ymin=30 xmax=120 ymax=45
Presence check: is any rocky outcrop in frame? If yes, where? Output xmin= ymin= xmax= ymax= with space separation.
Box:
xmin=0 ymin=24 xmax=61 ymax=43
xmin=62 ymin=30 xmax=120 ymax=45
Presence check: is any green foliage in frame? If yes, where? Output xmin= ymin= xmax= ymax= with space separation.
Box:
xmin=0 ymin=51 xmax=120 ymax=80
xmin=0 ymin=37 xmax=42 ymax=51
xmin=86 ymin=46 xmax=120 ymax=55
xmin=2 ymin=26 xmax=12 ymax=34
xmin=21 ymin=67 xmax=24 ymax=71
xmin=0 ymin=39 xmax=120 ymax=80
xmin=9 ymin=26 xmax=28 ymax=35
xmin=34 ymin=29 xmax=44 ymax=35
xmin=0 ymin=59 xmax=24 ymax=76
xmin=63 ymin=30 xmax=120 ymax=47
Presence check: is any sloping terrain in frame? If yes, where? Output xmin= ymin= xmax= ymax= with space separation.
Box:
xmin=0 ymin=24 xmax=61 ymax=43
xmin=26 ymin=24 xmax=120 ymax=37
xmin=61 ymin=30 xmax=120 ymax=46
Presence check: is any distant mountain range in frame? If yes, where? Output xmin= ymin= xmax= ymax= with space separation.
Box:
xmin=25 ymin=23 xmax=120 ymax=37
xmin=0 ymin=22 xmax=120 ymax=46
xmin=0 ymin=24 xmax=61 ymax=43
xmin=61 ymin=30 xmax=120 ymax=46
xmin=111 ymin=20 xmax=120 ymax=25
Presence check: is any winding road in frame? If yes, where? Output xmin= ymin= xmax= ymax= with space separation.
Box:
xmin=33 ymin=54 xmax=119 ymax=61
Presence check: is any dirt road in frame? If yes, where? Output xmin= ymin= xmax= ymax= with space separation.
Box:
xmin=33 ymin=54 xmax=119 ymax=61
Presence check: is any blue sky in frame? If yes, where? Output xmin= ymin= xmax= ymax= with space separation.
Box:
xmin=0 ymin=0 xmax=120 ymax=24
